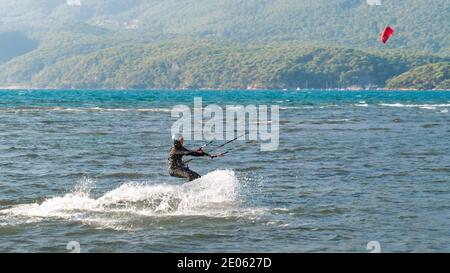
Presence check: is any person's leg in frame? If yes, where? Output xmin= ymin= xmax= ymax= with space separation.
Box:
xmin=185 ymin=169 xmax=201 ymax=181
xmin=169 ymin=168 xmax=190 ymax=180
xmin=169 ymin=167 xmax=200 ymax=181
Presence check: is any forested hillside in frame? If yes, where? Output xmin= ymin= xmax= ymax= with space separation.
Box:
xmin=0 ymin=0 xmax=449 ymax=89
xmin=387 ymin=62 xmax=450 ymax=90
xmin=1 ymin=0 xmax=449 ymax=52
xmin=2 ymin=40 xmax=447 ymax=89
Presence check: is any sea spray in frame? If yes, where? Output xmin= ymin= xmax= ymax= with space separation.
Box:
xmin=0 ymin=170 xmax=246 ymax=229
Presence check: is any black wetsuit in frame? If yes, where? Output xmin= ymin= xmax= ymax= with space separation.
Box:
xmin=167 ymin=142 xmax=205 ymax=181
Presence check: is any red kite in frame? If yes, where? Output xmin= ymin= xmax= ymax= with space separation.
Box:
xmin=381 ymin=26 xmax=395 ymax=44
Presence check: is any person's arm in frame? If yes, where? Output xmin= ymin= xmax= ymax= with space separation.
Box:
xmin=172 ymin=147 xmax=207 ymax=156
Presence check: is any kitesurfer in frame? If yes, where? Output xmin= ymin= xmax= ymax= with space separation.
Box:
xmin=167 ymin=133 xmax=209 ymax=181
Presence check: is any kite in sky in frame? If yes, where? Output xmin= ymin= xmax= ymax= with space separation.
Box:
xmin=381 ymin=26 xmax=395 ymax=44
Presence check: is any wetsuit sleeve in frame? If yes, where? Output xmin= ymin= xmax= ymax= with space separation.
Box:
xmin=173 ymin=147 xmax=204 ymax=156
xmin=190 ymin=150 xmax=206 ymax=156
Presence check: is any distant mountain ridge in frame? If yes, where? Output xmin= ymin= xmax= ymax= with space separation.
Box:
xmin=0 ymin=31 xmax=37 ymax=63
xmin=0 ymin=0 xmax=449 ymax=89
xmin=1 ymin=0 xmax=449 ymax=52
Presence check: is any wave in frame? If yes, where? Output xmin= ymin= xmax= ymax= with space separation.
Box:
xmin=355 ymin=101 xmax=368 ymax=107
xmin=0 ymin=107 xmax=172 ymax=113
xmin=0 ymin=170 xmax=258 ymax=230
xmin=379 ymin=103 xmax=450 ymax=110
xmin=310 ymin=118 xmax=350 ymax=124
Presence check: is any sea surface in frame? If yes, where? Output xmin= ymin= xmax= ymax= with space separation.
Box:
xmin=0 ymin=90 xmax=449 ymax=253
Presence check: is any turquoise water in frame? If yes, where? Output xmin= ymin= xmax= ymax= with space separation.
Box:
xmin=0 ymin=90 xmax=449 ymax=252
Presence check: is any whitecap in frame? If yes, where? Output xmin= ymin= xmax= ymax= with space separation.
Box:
xmin=379 ymin=103 xmax=450 ymax=109
xmin=0 ymin=107 xmax=172 ymax=113
xmin=0 ymin=170 xmax=262 ymax=230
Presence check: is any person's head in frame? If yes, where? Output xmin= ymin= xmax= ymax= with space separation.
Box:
xmin=172 ymin=133 xmax=184 ymax=147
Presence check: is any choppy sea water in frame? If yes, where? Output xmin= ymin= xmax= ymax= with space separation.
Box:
xmin=0 ymin=90 xmax=449 ymax=253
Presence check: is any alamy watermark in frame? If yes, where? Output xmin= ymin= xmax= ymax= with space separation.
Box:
xmin=367 ymin=241 xmax=381 ymax=253
xmin=67 ymin=241 xmax=81 ymax=253
xmin=171 ymin=97 xmax=279 ymax=151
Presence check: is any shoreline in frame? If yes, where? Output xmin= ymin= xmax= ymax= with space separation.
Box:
xmin=0 ymin=87 xmax=449 ymax=92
